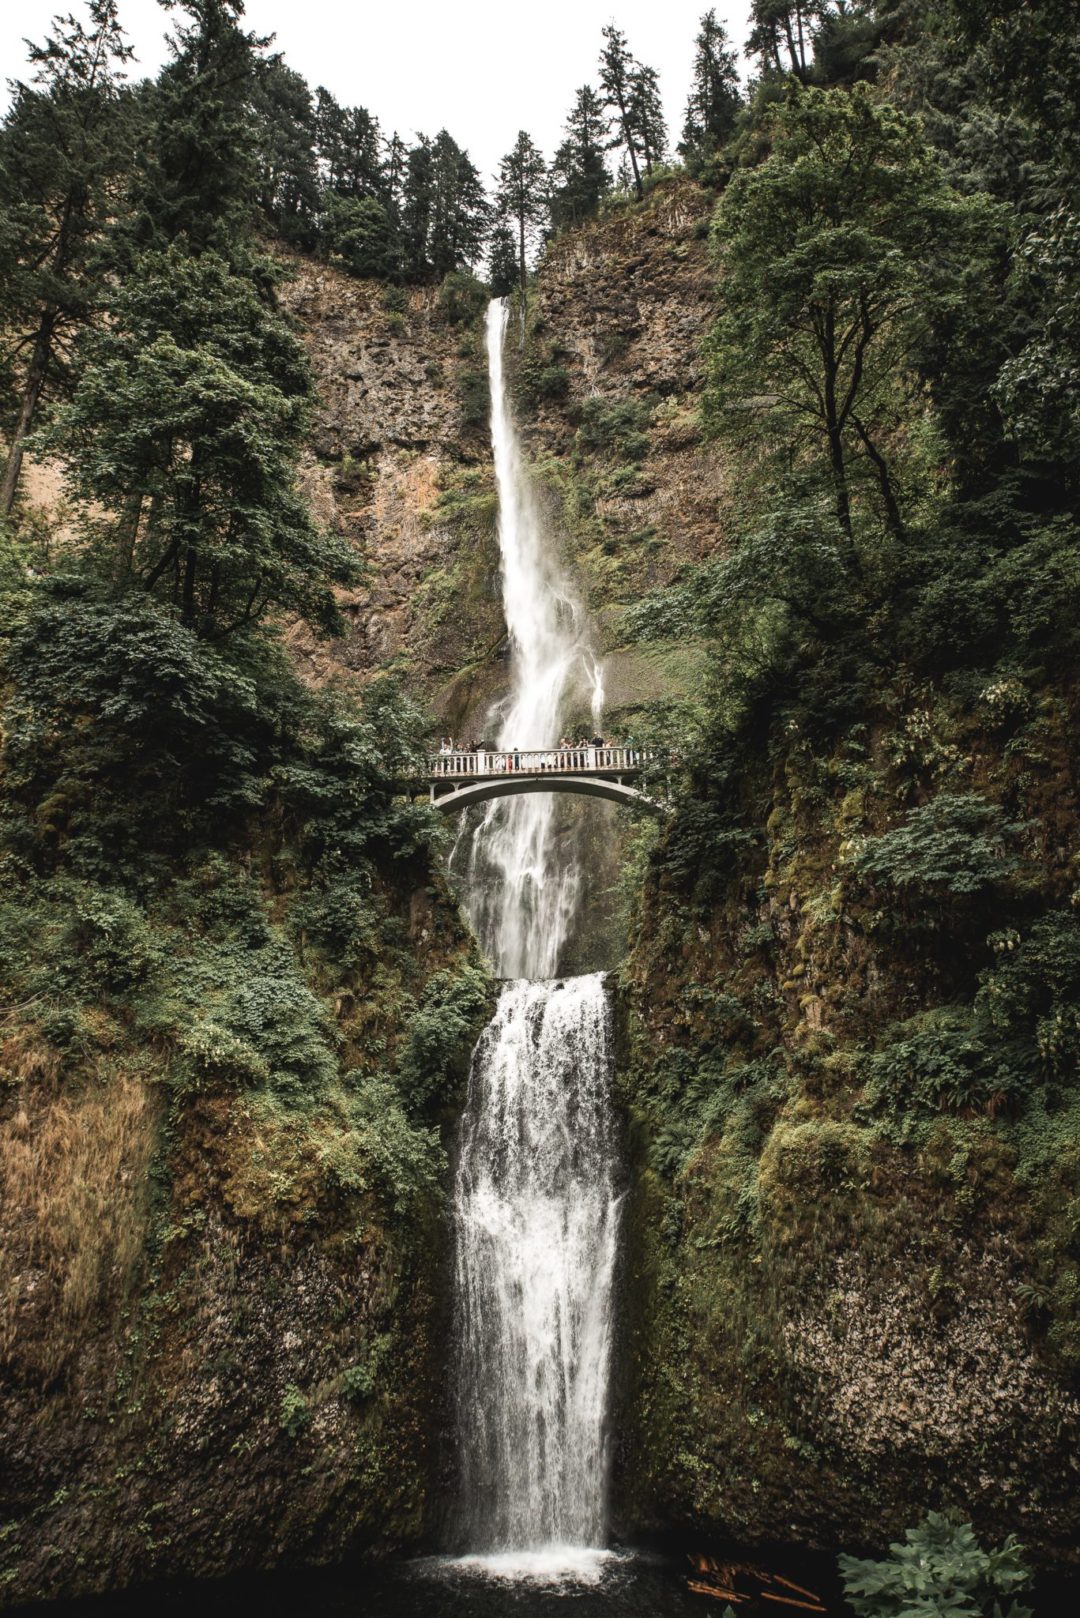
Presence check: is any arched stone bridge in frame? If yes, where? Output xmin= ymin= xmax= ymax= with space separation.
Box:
xmin=425 ymin=747 xmax=660 ymax=814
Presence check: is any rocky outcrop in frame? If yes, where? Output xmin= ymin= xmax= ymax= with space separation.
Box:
xmin=508 ymin=181 xmax=727 ymax=730
xmin=276 ymin=261 xmax=505 ymax=724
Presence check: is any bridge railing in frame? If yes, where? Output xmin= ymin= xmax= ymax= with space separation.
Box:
xmin=428 ymin=746 xmax=650 ymax=778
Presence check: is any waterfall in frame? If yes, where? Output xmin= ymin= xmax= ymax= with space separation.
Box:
xmin=457 ymin=299 xmax=604 ymax=981
xmin=453 ymin=977 xmax=620 ymax=1553
xmin=450 ymin=299 xmax=620 ymax=1570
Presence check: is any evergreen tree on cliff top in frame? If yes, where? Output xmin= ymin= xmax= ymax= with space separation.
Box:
xmin=41 ymin=248 xmax=355 ymax=637
xmin=598 ymin=25 xmax=665 ymax=200
xmin=254 ymin=59 xmax=320 ymax=248
xmin=680 ymin=10 xmax=742 ymax=165
xmin=494 ymin=131 xmax=547 ymax=302
xmin=746 ymin=1 xmax=829 ymax=83
xmin=549 ymin=85 xmax=610 ymax=231
xmin=129 ymin=0 xmax=269 ymax=255
xmin=0 ymin=0 xmax=133 ymax=517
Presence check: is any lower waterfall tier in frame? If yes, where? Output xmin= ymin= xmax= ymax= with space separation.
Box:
xmin=452 ymin=974 xmax=621 ymax=1552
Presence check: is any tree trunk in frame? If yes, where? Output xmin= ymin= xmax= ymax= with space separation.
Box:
xmin=0 ymin=312 xmax=56 ymax=517
xmin=114 ymin=493 xmax=144 ymax=581
xmin=518 ymin=211 xmax=527 ymax=343
xmin=181 ymin=545 xmax=198 ymax=625
xmin=615 ymin=90 xmax=643 ymax=200
xmin=852 ymin=415 xmax=905 ymax=541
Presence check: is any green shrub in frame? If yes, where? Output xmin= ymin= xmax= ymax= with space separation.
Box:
xmin=336 ymin=1074 xmax=444 ymax=1211
xmin=436 ymin=270 xmax=488 ymax=327
xmin=574 ymin=395 xmax=653 ymax=461
xmin=978 ymin=913 xmax=1080 ymax=1079
xmin=397 ymin=965 xmax=491 ymax=1108
xmin=866 ymin=1008 xmax=1003 ymax=1116
xmin=458 ymin=368 xmax=490 ymax=428
xmin=867 ymin=913 xmax=1080 ymax=1121
xmin=341 ymin=1333 xmax=392 ymax=1403
xmin=838 ymin=1511 xmax=1033 ymax=1618
xmin=853 ymin=793 xmax=1022 ymax=896
xmin=322 ymin=195 xmax=400 ymax=279
xmin=278 ymin=1384 xmax=311 ymax=1439
xmin=516 ymin=354 xmax=570 ymax=410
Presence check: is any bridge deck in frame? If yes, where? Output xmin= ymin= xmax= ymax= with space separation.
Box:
xmin=422 ymin=748 xmax=657 ymax=814
xmin=429 ymin=746 xmax=645 ymax=784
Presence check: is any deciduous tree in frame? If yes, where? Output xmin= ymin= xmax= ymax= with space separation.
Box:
xmin=705 ymin=84 xmax=999 ymax=554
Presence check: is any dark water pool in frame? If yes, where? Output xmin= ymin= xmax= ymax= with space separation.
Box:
xmin=15 ymin=1545 xmax=1080 ymax=1617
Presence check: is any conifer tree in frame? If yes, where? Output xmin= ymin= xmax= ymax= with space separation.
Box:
xmin=488 ymin=222 xmax=519 ymax=297
xmin=130 ymin=0 xmax=269 ymax=254
xmin=43 ymin=247 xmax=355 ymax=633
xmin=550 ymin=85 xmax=610 ymax=230
xmin=494 ymin=131 xmax=548 ymax=303
xmin=746 ymin=1 xmax=825 ymax=83
xmin=314 ymin=87 xmax=384 ymax=200
xmin=0 ymin=0 xmax=132 ymax=516
xmin=383 ymin=131 xmax=407 ymax=212
xmin=598 ymin=24 xmax=644 ymax=200
xmin=630 ymin=62 xmax=667 ymax=176
xmin=255 ymin=59 xmax=320 ymax=247
xmin=400 ymin=135 xmax=434 ymax=279
xmin=680 ymin=10 xmax=742 ymax=162
xmin=428 ymin=130 xmax=488 ymax=279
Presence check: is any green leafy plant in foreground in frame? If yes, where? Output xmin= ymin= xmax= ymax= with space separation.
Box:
xmin=838 ymin=1512 xmax=1033 ymax=1618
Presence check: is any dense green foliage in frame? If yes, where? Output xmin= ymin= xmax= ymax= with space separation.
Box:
xmin=0 ymin=0 xmax=494 ymax=1235
xmin=839 ymin=1512 xmax=1033 ymax=1617
xmin=614 ymin=0 xmax=1080 ymax=1556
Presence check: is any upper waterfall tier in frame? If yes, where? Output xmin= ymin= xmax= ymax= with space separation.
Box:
xmin=455 ymin=299 xmax=604 ymax=979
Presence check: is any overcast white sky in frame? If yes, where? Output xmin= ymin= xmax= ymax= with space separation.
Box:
xmin=2 ymin=0 xmax=753 ymax=183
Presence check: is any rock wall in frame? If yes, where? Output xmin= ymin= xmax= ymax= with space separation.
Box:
xmin=275 ymin=262 xmax=507 ymax=731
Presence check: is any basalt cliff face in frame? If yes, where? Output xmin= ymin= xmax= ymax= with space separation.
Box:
xmin=278 ymin=183 xmax=727 ymax=739
xmin=1 ymin=856 xmax=489 ymax=1606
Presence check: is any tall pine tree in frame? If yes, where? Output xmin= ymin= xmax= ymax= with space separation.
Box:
xmin=255 ymin=59 xmax=320 ymax=248
xmin=428 ymin=131 xmax=488 ymax=279
xmin=494 ymin=131 xmax=547 ymax=304
xmin=680 ymin=10 xmax=742 ymax=163
xmin=630 ymin=62 xmax=667 ymax=176
xmin=0 ymin=0 xmax=133 ymax=515
xmin=550 ymin=86 xmax=611 ymax=230
xmin=42 ymin=247 xmax=355 ymax=633
xmin=598 ymin=25 xmax=644 ymax=200
xmin=130 ymin=0 xmax=268 ymax=255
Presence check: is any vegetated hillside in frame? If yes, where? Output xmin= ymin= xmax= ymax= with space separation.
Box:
xmin=595 ymin=27 xmax=1080 ymax=1572
xmin=0 ymin=9 xmax=498 ymax=1598
xmin=0 ymin=592 xmax=493 ymax=1605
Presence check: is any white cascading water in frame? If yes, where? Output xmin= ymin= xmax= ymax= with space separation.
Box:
xmin=451 ymin=299 xmax=621 ymax=1573
xmin=453 ymin=976 xmax=619 ymax=1555
xmin=456 ymin=298 xmax=604 ymax=981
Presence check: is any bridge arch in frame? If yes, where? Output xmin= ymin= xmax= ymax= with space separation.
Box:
xmin=429 ymin=773 xmax=658 ymax=815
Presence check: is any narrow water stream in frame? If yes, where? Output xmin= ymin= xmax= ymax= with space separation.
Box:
xmin=450 ymin=298 xmax=620 ymax=1571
